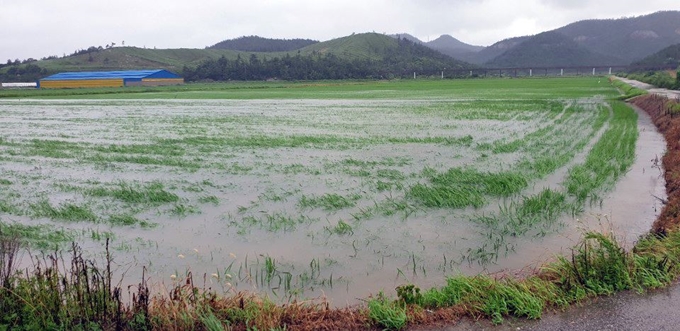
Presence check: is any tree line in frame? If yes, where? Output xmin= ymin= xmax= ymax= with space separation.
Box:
xmin=0 ymin=64 xmax=48 ymax=83
xmin=208 ymin=36 xmax=319 ymax=52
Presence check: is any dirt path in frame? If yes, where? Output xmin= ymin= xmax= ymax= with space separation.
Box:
xmin=615 ymin=77 xmax=680 ymax=100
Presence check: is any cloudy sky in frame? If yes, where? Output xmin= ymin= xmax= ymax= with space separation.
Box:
xmin=2 ymin=0 xmax=679 ymax=62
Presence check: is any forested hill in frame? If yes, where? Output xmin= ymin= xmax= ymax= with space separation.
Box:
xmin=389 ymin=33 xmax=484 ymax=62
xmin=458 ymin=36 xmax=529 ymax=65
xmin=478 ymin=11 xmax=680 ymax=67
xmin=555 ymin=10 xmax=680 ymax=64
xmin=486 ymin=31 xmax=624 ymax=67
xmin=298 ymin=33 xmax=469 ymax=67
xmin=208 ymin=36 xmax=318 ymax=52
xmin=631 ymin=44 xmax=680 ymax=69
xmin=183 ymin=33 xmax=475 ymax=81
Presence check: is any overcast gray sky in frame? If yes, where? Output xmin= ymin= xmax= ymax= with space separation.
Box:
xmin=2 ymin=0 xmax=679 ymax=62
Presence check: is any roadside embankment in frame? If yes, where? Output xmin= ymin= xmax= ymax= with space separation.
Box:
xmin=630 ymin=94 xmax=680 ymax=234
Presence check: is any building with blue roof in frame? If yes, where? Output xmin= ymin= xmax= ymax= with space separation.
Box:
xmin=39 ymin=69 xmax=183 ymax=89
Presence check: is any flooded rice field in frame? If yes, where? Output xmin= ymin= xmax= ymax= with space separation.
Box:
xmin=0 ymin=97 xmax=665 ymax=305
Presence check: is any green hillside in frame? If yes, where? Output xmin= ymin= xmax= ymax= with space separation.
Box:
xmin=631 ymin=43 xmax=680 ymax=68
xmin=479 ymin=11 xmax=680 ymax=68
xmin=34 ymin=47 xmax=245 ymax=72
xmin=458 ymin=36 xmax=529 ymax=65
xmin=557 ymin=10 xmax=680 ymax=63
xmin=298 ymin=33 xmax=471 ymax=69
xmin=298 ymin=33 xmax=401 ymax=61
xmin=209 ymin=36 xmax=318 ymax=52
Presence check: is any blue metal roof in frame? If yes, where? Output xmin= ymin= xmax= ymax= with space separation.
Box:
xmin=42 ymin=69 xmax=181 ymax=81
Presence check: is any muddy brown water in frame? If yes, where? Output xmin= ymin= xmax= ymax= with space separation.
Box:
xmin=0 ymin=99 xmax=666 ymax=306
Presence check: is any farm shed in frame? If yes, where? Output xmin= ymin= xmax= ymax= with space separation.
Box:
xmin=39 ymin=69 xmax=183 ymax=89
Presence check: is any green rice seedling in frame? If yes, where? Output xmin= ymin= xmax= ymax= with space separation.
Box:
xmin=374 ymin=196 xmax=417 ymax=219
xmin=409 ymin=183 xmax=486 ymax=209
xmin=29 ymin=200 xmax=97 ymax=223
xmin=86 ymin=181 xmax=179 ymax=205
xmin=0 ymin=198 xmax=21 ymax=214
xmin=88 ymin=153 xmax=202 ymax=169
xmin=0 ymin=179 xmax=11 ymax=185
xmin=0 ymin=221 xmax=74 ymax=250
xmin=563 ymin=102 xmax=637 ymax=204
xmin=183 ymin=183 xmax=204 ymax=192
xmin=198 ymin=195 xmax=219 ymax=205
xmin=237 ymin=212 xmax=317 ymax=233
xmin=201 ymin=179 xmax=216 ymax=187
xmin=325 ymin=220 xmax=354 ymax=236
xmin=169 ymin=203 xmax=199 ymax=216
xmin=375 ymin=180 xmax=404 ymax=192
xmin=350 ymin=206 xmax=376 ymax=222
xmin=93 ymin=142 xmax=186 ymax=157
xmin=264 ymin=255 xmax=277 ymax=283
xmin=409 ymin=167 xmax=528 ymax=209
xmin=297 ymin=193 xmax=361 ymax=211
xmin=25 ymin=139 xmax=84 ymax=159
xmin=376 ymin=169 xmax=406 ymax=181
xmin=107 ymin=214 xmax=141 ymax=226
xmin=106 ymin=214 xmax=156 ymax=228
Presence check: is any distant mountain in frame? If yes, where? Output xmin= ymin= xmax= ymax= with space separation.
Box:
xmin=631 ymin=43 xmax=680 ymax=69
xmin=486 ymin=31 xmax=623 ymax=68
xmin=390 ymin=33 xmax=483 ymax=61
xmin=555 ymin=11 xmax=680 ymax=64
xmin=480 ymin=11 xmax=680 ymax=68
xmin=390 ymin=33 xmax=424 ymax=44
xmin=208 ymin=36 xmax=318 ymax=52
xmin=426 ymin=35 xmax=484 ymax=54
xmin=458 ymin=36 xmax=529 ymax=65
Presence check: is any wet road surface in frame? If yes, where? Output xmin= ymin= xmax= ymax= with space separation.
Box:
xmin=615 ymin=77 xmax=680 ymax=100
xmin=411 ymin=283 xmax=680 ymax=331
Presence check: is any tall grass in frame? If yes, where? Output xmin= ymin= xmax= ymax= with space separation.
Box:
xmin=385 ymin=230 xmax=680 ymax=328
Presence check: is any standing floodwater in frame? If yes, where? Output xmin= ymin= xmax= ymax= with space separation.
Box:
xmin=0 ymin=79 xmax=663 ymax=305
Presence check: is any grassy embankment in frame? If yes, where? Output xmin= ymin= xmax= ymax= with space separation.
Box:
xmin=1 ymin=78 xmax=680 ymax=330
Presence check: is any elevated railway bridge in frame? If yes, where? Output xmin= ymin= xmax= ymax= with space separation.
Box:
xmin=423 ymin=64 xmax=677 ymax=78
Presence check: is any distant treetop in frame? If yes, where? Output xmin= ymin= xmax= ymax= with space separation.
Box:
xmin=208 ymin=36 xmax=319 ymax=52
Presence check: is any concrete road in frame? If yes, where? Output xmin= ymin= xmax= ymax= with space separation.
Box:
xmin=615 ymin=77 xmax=680 ymax=100
xmin=412 ymin=284 xmax=680 ymax=331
